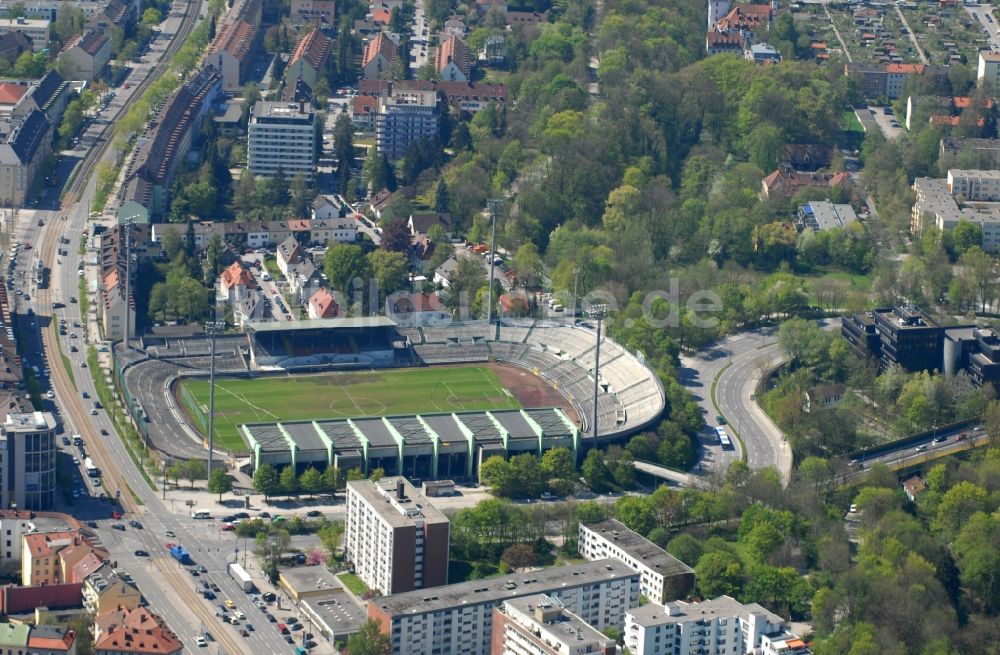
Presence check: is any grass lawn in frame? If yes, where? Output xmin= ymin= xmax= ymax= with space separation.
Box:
xmin=337 ymin=572 xmax=369 ymax=596
xmin=840 ymin=109 xmax=864 ymax=133
xmin=805 ymin=269 xmax=872 ymax=292
xmin=180 ymin=366 xmax=521 ymax=451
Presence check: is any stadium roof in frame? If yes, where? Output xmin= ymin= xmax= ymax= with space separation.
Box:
xmin=246 ymin=317 xmax=397 ymax=333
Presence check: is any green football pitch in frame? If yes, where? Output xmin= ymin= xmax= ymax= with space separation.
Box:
xmin=178 ymin=367 xmax=521 ymax=451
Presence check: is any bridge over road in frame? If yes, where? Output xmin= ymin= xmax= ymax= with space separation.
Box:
xmin=633 ymin=460 xmax=695 ymax=487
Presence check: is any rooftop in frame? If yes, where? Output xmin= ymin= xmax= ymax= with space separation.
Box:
xmin=627 ymin=594 xmax=783 ymax=628
xmin=373 ymin=558 xmax=637 ymax=616
xmin=503 ymin=594 xmax=613 ymax=650
xmin=347 ymin=477 xmax=449 ymax=527
xmin=582 ymin=519 xmax=695 ymax=576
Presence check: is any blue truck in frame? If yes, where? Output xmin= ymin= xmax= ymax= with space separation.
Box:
xmin=169 ymin=545 xmax=191 ymax=564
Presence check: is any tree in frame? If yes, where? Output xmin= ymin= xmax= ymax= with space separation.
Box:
xmin=299 ymin=466 xmax=323 ymax=498
xmin=935 ymin=481 xmax=987 ymax=534
xmin=368 ymin=249 xmax=409 ymax=298
xmin=540 ymin=447 xmax=576 ymax=483
xmin=434 ymin=178 xmax=450 ymax=214
xmin=380 ymin=219 xmax=411 ymax=253
xmin=207 ymin=468 xmax=233 ymax=502
xmin=695 ymin=550 xmax=745 ymax=598
xmin=280 ymin=466 xmax=299 ymax=498
xmin=369 ymin=467 xmax=386 ymax=482
xmin=334 ymin=113 xmax=355 ymax=194
xmin=501 ymin=543 xmax=536 ymax=571
xmin=510 ymin=453 xmax=545 ymax=498
xmin=253 ymin=463 xmax=280 ymax=500
xmin=581 ymin=449 xmax=611 ymax=491
xmin=479 ymin=455 xmax=516 ymax=497
xmin=321 ymin=466 xmax=341 ymax=496
xmin=182 ymin=460 xmax=203 ymax=488
xmin=325 ymin=243 xmax=369 ymax=293
xmin=952 ymin=220 xmax=983 ymax=256
xmin=346 ymin=619 xmax=391 ymax=655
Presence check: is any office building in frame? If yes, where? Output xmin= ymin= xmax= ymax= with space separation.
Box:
xmin=278 ymin=566 xmax=367 ymax=643
xmin=248 ymin=101 xmax=316 ymax=180
xmin=491 ymin=594 xmax=615 ymax=655
xmin=579 ymin=519 xmax=695 ymax=604
xmin=0 ymin=411 xmax=56 ymax=510
xmin=368 ymin=559 xmax=640 ymax=655
xmin=625 ymin=595 xmax=810 ymax=655
xmin=345 ymin=477 xmax=449 ymax=595
xmin=375 ymin=89 xmax=439 ymax=161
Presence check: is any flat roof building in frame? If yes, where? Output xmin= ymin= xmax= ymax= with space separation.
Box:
xmin=579 ymin=518 xmax=695 ymax=604
xmin=345 ymin=477 xmax=449 ymax=595
xmin=491 ymin=594 xmax=615 ymax=655
xmin=0 ymin=411 xmax=57 ymax=510
xmin=796 ymin=201 xmax=858 ymax=232
xmin=625 ymin=595 xmax=809 ymax=655
xmin=368 ymin=558 xmax=640 ymax=655
xmin=278 ymin=566 xmax=367 ymax=643
xmin=375 ymin=89 xmax=439 ymax=161
xmin=248 ymin=101 xmax=316 ymax=181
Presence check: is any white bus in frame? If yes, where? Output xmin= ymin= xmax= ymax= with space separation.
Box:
xmin=84 ymin=458 xmax=100 ymax=477
xmin=191 ymin=509 xmax=212 ymax=519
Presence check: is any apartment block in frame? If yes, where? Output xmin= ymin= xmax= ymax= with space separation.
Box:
xmin=0 ymin=411 xmax=56 ymax=510
xmin=579 ymin=519 xmax=695 ymax=604
xmin=291 ymin=0 xmax=335 ymax=24
xmin=368 ymin=559 xmax=640 ymax=655
xmin=911 ymin=175 xmax=1000 ymax=251
xmin=491 ymin=594 xmax=615 ymax=655
xmin=94 ymin=606 xmax=182 ymax=655
xmin=22 ymin=530 xmax=77 ymax=586
xmin=345 ymin=477 xmax=449 ymax=595
xmin=625 ymin=595 xmax=809 ymax=655
xmin=375 ymin=89 xmax=439 ymax=161
xmin=978 ymin=51 xmax=1000 ymax=86
xmin=248 ymin=101 xmax=316 ymax=180
xmin=0 ymin=509 xmax=33 ymax=562
xmin=82 ymin=563 xmax=141 ymax=615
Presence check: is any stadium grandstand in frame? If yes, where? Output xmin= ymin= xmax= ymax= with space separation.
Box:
xmin=245 ymin=317 xmax=407 ymax=368
xmin=240 ymin=407 xmax=579 ymax=479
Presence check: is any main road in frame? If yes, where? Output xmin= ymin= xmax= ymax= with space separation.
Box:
xmin=6 ymin=0 xmax=298 ymax=653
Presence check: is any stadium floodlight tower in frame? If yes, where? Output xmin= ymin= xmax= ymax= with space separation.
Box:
xmin=586 ymin=304 xmax=609 ymax=440
xmin=204 ymin=319 xmax=225 ymax=479
xmin=485 ymin=198 xmax=502 ymax=340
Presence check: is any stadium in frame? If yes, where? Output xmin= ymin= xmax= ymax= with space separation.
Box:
xmin=117 ymin=318 xmax=666 ymax=480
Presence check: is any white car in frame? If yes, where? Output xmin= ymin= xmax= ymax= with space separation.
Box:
xmin=233 ymin=610 xmax=245 ymax=620
xmin=194 ymin=636 xmax=207 ymax=647
xmin=45 ymin=390 xmax=54 ymax=399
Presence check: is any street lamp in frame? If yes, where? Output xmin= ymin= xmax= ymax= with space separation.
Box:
xmin=586 ymin=304 xmax=609 ymax=441
xmin=572 ymin=267 xmax=580 ymax=324
xmin=205 ymin=320 xmax=225 ymax=480
xmin=485 ymin=198 xmax=501 ymax=339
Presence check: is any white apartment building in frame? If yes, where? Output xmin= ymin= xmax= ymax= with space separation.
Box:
xmin=375 ymin=90 xmax=439 ymax=161
xmin=344 ymin=477 xmax=450 ymax=595
xmin=946 ymin=168 xmax=1000 ymax=201
xmin=911 ymin=175 xmax=1000 ymax=251
xmin=579 ymin=519 xmax=695 ymax=604
xmin=0 ymin=511 xmax=34 ymax=562
xmin=494 ymin=594 xmax=616 ymax=655
xmin=978 ymin=51 xmax=1000 ymax=86
xmin=0 ymin=17 xmax=50 ymax=50
xmin=625 ymin=596 xmax=810 ymax=655
xmin=368 ymin=559 xmax=641 ymax=655
xmin=248 ymin=101 xmax=316 ymax=181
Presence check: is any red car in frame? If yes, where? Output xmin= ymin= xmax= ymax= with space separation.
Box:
xmin=111 ymin=511 xmax=122 ymax=519
xmin=277 ymin=623 xmax=288 ymax=635
xmin=220 ymin=523 xmax=235 ymax=532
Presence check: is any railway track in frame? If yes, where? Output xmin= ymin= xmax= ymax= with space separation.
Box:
xmin=62 ymin=0 xmax=202 ymax=207
xmin=156 ymin=557 xmax=248 ymax=655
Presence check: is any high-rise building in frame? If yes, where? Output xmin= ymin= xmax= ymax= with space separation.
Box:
xmin=491 ymin=594 xmax=616 ymax=655
xmin=248 ymin=101 xmax=317 ymax=181
xmin=579 ymin=518 xmax=695 ymax=604
xmin=368 ymin=559 xmax=640 ymax=655
xmin=344 ymin=477 xmax=450 ymax=595
xmin=375 ymin=90 xmax=439 ymax=161
xmin=0 ymin=412 xmax=56 ymax=510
